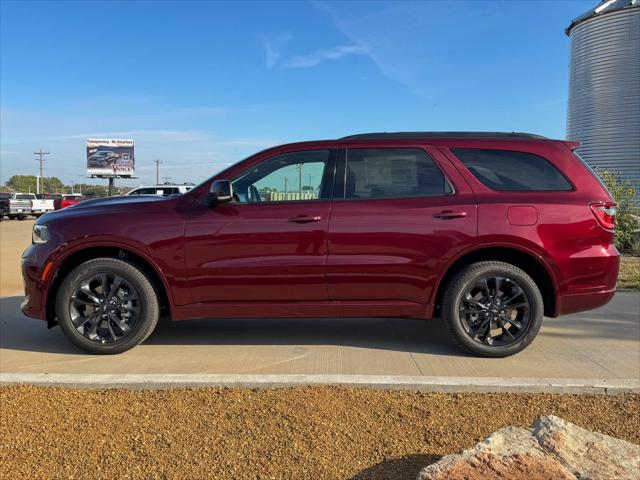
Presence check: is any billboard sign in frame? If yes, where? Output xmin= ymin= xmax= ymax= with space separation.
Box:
xmin=86 ymin=139 xmax=135 ymax=177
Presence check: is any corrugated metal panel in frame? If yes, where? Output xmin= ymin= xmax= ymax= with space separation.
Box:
xmin=566 ymin=5 xmax=640 ymax=194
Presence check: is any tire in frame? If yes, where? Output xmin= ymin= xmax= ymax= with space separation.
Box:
xmin=17 ymin=215 xmax=25 ymax=221
xmin=8 ymin=215 xmax=15 ymax=220
xmin=55 ymin=257 xmax=160 ymax=354
xmin=441 ymin=261 xmax=544 ymax=358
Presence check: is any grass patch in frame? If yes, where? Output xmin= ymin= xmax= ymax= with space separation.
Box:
xmin=619 ymin=255 xmax=640 ymax=290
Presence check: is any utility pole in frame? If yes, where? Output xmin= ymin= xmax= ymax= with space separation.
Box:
xmin=297 ymin=164 xmax=303 ymax=198
xmin=154 ymin=159 xmax=162 ymax=184
xmin=162 ymin=176 xmax=171 ymax=184
xmin=34 ymin=150 xmax=50 ymax=194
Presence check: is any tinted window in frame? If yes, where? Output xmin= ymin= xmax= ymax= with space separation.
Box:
xmin=452 ymin=148 xmax=572 ymax=191
xmin=233 ymin=150 xmax=331 ymax=203
xmin=343 ymin=148 xmax=451 ymax=199
xmin=130 ymin=188 xmax=156 ymax=195
xmin=16 ymin=194 xmax=33 ymax=200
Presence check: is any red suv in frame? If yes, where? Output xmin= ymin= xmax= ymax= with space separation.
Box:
xmin=21 ymin=132 xmax=619 ymax=356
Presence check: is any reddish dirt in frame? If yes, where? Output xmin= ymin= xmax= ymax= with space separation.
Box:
xmin=1 ymin=386 xmax=638 ymax=480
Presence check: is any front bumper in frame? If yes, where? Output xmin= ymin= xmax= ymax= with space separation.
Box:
xmin=20 ymin=244 xmax=52 ymax=321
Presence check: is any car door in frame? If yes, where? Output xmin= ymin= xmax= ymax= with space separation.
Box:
xmin=185 ymin=148 xmax=337 ymax=304
xmin=326 ymin=145 xmax=477 ymax=313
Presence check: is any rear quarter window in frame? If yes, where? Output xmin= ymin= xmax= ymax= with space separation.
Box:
xmin=451 ymin=148 xmax=572 ymax=191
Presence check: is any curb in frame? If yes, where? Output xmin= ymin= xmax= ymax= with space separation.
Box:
xmin=1 ymin=373 xmax=638 ymax=395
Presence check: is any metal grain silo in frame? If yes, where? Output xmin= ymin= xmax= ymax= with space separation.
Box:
xmin=566 ymin=0 xmax=640 ymax=192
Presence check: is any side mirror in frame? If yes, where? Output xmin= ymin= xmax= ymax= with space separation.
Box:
xmin=208 ymin=180 xmax=233 ymax=206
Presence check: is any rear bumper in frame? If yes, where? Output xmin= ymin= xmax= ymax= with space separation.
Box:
xmin=556 ymin=287 xmax=616 ymax=316
xmin=554 ymin=247 xmax=619 ymax=316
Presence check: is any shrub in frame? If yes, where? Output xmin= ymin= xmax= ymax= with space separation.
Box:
xmin=595 ymin=169 xmax=639 ymax=254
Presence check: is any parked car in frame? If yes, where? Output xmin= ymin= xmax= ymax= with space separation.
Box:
xmin=0 ymin=193 xmax=9 ymax=220
xmin=60 ymin=194 xmax=86 ymax=209
xmin=125 ymin=185 xmax=194 ymax=196
xmin=21 ymin=132 xmax=619 ymax=356
xmin=2 ymin=192 xmax=33 ymax=220
xmin=87 ymin=150 xmax=119 ymax=168
xmin=41 ymin=193 xmax=63 ymax=210
xmin=27 ymin=193 xmax=56 ymax=217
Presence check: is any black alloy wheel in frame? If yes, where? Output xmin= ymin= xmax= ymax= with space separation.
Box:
xmin=56 ymin=257 xmax=159 ymax=354
xmin=69 ymin=273 xmax=141 ymax=344
xmin=458 ymin=275 xmax=531 ymax=347
xmin=442 ymin=261 xmax=544 ymax=357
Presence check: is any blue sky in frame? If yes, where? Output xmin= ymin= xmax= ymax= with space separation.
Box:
xmin=0 ymin=0 xmax=593 ymax=187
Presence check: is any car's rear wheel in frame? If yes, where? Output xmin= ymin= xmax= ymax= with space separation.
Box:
xmin=441 ymin=261 xmax=543 ymax=357
xmin=55 ymin=257 xmax=159 ymax=354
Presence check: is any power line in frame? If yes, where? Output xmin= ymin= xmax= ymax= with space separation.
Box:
xmin=34 ymin=150 xmax=50 ymax=194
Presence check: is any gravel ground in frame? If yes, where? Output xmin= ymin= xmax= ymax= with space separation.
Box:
xmin=1 ymin=386 xmax=638 ymax=480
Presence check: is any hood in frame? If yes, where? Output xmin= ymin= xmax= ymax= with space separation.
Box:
xmin=73 ymin=195 xmax=167 ymax=208
xmin=38 ymin=194 xmax=168 ymax=222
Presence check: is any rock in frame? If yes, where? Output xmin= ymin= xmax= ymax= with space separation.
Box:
xmin=417 ymin=415 xmax=640 ymax=480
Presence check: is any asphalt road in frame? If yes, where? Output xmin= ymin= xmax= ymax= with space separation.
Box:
xmin=1 ymin=219 xmax=638 ymax=381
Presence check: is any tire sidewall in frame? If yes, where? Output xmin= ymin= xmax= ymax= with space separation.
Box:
xmin=56 ymin=258 xmax=159 ymax=354
xmin=444 ymin=263 xmax=544 ymax=357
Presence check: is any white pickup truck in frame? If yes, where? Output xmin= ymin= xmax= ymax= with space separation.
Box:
xmin=1 ymin=193 xmax=32 ymax=220
xmin=29 ymin=193 xmax=55 ymax=217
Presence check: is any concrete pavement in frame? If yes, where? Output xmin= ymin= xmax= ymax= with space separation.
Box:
xmin=1 ymin=293 xmax=638 ymax=381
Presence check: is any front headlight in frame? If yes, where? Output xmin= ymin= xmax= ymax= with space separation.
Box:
xmin=32 ymin=224 xmax=50 ymax=244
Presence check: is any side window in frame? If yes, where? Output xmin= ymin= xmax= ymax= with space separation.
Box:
xmin=232 ymin=150 xmax=331 ymax=203
xmin=343 ymin=148 xmax=452 ymax=199
xmin=131 ymin=188 xmax=154 ymax=195
xmin=451 ymin=148 xmax=572 ymax=191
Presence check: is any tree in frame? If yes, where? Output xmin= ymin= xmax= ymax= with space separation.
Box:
xmin=70 ymin=183 xmax=108 ymax=197
xmin=4 ymin=175 xmax=65 ymax=193
xmin=43 ymin=177 xmax=65 ymax=192
xmin=595 ymin=169 xmax=639 ymax=253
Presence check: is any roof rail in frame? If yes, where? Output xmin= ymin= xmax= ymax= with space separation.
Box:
xmin=339 ymin=131 xmax=548 ymax=140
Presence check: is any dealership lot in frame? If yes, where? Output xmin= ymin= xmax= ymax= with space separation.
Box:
xmin=1 ymin=219 xmax=638 ymax=385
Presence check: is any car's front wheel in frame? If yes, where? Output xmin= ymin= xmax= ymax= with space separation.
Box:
xmin=55 ymin=257 xmax=159 ymax=354
xmin=441 ymin=261 xmax=544 ymax=357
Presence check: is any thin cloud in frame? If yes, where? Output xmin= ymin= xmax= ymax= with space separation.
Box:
xmin=263 ymin=32 xmax=292 ymax=68
xmin=284 ymin=44 xmax=369 ymax=68
xmin=263 ymin=31 xmax=367 ymax=69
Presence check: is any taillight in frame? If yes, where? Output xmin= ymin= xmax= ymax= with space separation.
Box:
xmin=590 ymin=202 xmax=617 ymax=230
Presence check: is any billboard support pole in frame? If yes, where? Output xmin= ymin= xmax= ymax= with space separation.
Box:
xmin=107 ymin=177 xmax=115 ymax=197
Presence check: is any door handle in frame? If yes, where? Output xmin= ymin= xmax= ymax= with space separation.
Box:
xmin=289 ymin=215 xmax=322 ymax=223
xmin=433 ymin=210 xmax=467 ymax=220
